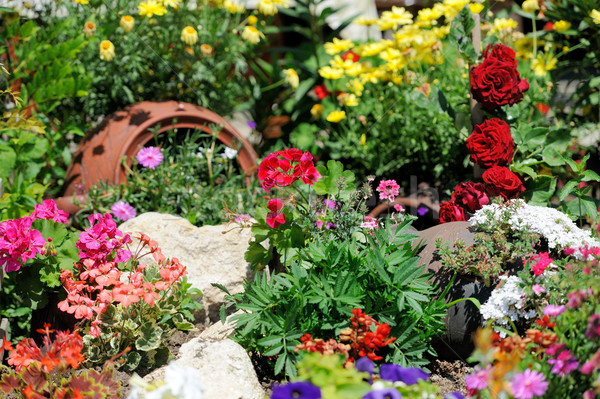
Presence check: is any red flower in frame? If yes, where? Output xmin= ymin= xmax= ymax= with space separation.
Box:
xmin=341 ymin=50 xmax=360 ymax=62
xmin=314 ymin=84 xmax=331 ymax=100
xmin=482 ymin=166 xmax=526 ymax=199
xmin=451 ymin=182 xmax=489 ymax=213
xmin=438 ymin=201 xmax=466 ymax=223
xmin=470 ymin=44 xmax=529 ymax=110
xmin=266 ymin=199 xmax=286 ymax=228
xmin=258 ymin=149 xmax=321 ymax=192
xmin=466 ymin=118 xmax=515 ymax=168
xmin=536 ymin=103 xmax=550 ymax=114
xmin=544 ymin=21 xmax=554 ymax=31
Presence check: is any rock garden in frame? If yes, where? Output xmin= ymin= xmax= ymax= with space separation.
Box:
xmin=2 ymin=0 xmax=600 ymax=398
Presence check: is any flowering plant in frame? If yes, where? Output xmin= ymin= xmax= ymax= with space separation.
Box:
xmin=83 ymin=127 xmax=261 ymax=227
xmin=0 ymin=324 xmax=120 ymax=398
xmin=57 ymin=213 xmax=201 ymax=371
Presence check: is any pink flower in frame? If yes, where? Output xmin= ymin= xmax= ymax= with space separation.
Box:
xmin=526 ymin=252 xmax=553 ymax=276
xmin=543 ymin=304 xmax=566 ymax=317
xmin=510 ymin=369 xmax=548 ymax=399
xmin=586 ymin=314 xmax=600 ymax=339
xmin=465 ymin=366 xmax=490 ymax=391
xmin=31 ymin=199 xmax=69 ymax=223
xmin=564 ymin=247 xmax=575 ymax=256
xmin=136 ymin=146 xmax=164 ymax=169
xmin=361 ymin=216 xmax=379 ymax=230
xmin=376 ymin=180 xmax=400 ymax=201
xmin=76 ymin=213 xmax=131 ymax=267
xmin=548 ymin=350 xmax=579 ymax=376
xmin=0 ymin=217 xmax=46 ymax=272
xmin=394 ymin=204 xmax=404 ymax=212
xmin=532 ymin=284 xmax=545 ymax=295
xmin=110 ymin=201 xmax=137 ymax=221
xmin=581 ymin=349 xmax=600 ymax=375
xmin=266 ymin=199 xmax=286 ymax=228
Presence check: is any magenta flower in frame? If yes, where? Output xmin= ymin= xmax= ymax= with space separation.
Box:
xmin=266 ymin=199 xmax=285 ymax=228
xmin=361 ymin=216 xmax=379 ymax=230
xmin=394 ymin=204 xmax=404 ymax=212
xmin=548 ymin=350 xmax=579 ymax=376
xmin=136 ymin=146 xmax=164 ymax=169
xmin=510 ymin=369 xmax=548 ymax=399
xmin=31 ymin=199 xmax=69 ymax=223
xmin=376 ymin=179 xmax=400 ymax=201
xmin=0 ymin=217 xmax=45 ymax=272
xmin=586 ymin=314 xmax=600 ymax=339
xmin=527 ymin=252 xmax=553 ymax=276
xmin=110 ymin=201 xmax=137 ymax=221
xmin=581 ymin=349 xmax=600 ymax=375
xmin=76 ymin=213 xmax=131 ymax=267
xmin=543 ymin=304 xmax=566 ymax=317
xmin=465 ymin=365 xmax=490 ymax=391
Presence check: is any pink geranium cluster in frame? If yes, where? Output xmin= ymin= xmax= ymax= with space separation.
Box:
xmin=59 ymin=227 xmax=186 ymax=337
xmin=75 ymin=213 xmax=132 ymax=268
xmin=376 ymin=180 xmax=400 ymax=201
xmin=526 ymin=252 xmax=553 ymax=276
xmin=0 ymin=199 xmax=69 ymax=273
xmin=257 ymin=148 xmax=321 ymax=192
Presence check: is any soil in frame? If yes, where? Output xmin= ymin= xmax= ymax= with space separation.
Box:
xmin=429 ymin=359 xmax=471 ymax=396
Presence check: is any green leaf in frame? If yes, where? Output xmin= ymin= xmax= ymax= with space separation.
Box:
xmin=542 ymin=146 xmax=564 ymax=167
xmin=582 ymin=170 xmax=600 ymax=182
xmin=559 ymin=180 xmax=578 ymax=202
xmin=135 ymin=322 xmax=163 ymax=351
xmin=524 ymin=176 xmax=556 ymax=206
xmin=313 ymin=160 xmax=356 ymax=197
xmin=123 ymin=351 xmax=142 ymax=371
xmin=258 ymin=335 xmax=284 ymax=347
xmin=447 ymin=6 xmax=477 ymax=63
xmin=0 ymin=144 xmax=16 ymax=179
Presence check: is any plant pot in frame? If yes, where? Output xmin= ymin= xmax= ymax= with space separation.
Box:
xmin=56 ymin=101 xmax=259 ymax=213
xmin=415 ymin=221 xmax=495 ymax=361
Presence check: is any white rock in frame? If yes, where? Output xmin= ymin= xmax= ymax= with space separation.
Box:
xmin=119 ymin=213 xmax=255 ymax=323
xmin=143 ymin=338 xmax=265 ymax=399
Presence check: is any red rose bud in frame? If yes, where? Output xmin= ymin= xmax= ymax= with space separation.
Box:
xmin=483 ymin=166 xmax=526 ymax=199
xmin=466 ymin=118 xmax=515 ymax=168
xmin=470 ymin=44 xmax=529 ymax=110
xmin=451 ymin=181 xmax=490 ymax=213
xmin=439 ymin=201 xmax=466 ymax=224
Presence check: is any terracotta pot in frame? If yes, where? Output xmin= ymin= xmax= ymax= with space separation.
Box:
xmin=56 ymin=101 xmax=259 ymax=212
xmin=415 ymin=221 xmax=495 ymax=361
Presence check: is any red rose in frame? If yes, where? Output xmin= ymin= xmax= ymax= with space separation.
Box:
xmin=482 ymin=166 xmax=526 ymax=199
xmin=439 ymin=201 xmax=466 ymax=224
xmin=466 ymin=118 xmax=515 ymax=168
xmin=451 ymin=181 xmax=490 ymax=213
xmin=470 ymin=44 xmax=529 ymax=110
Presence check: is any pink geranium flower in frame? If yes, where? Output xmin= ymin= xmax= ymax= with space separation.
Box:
xmin=110 ymin=201 xmax=137 ymax=221
xmin=544 ymin=304 xmax=566 ymax=317
xmin=510 ymin=369 xmax=548 ymax=399
xmin=465 ymin=365 xmax=490 ymax=391
xmin=361 ymin=216 xmax=379 ymax=230
xmin=532 ymin=284 xmax=545 ymax=295
xmin=31 ymin=199 xmax=69 ymax=223
xmin=0 ymin=217 xmax=46 ymax=272
xmin=376 ymin=179 xmax=400 ymax=201
xmin=526 ymin=252 xmax=553 ymax=276
xmin=266 ymin=199 xmax=286 ymax=228
xmin=136 ymin=146 xmax=164 ymax=169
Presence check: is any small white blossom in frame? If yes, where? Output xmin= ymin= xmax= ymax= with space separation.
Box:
xmin=470 ymin=199 xmax=599 ymax=260
xmin=480 ymin=275 xmax=537 ymax=337
xmin=221 ymin=147 xmax=238 ymax=159
xmin=127 ymin=362 xmax=204 ymax=399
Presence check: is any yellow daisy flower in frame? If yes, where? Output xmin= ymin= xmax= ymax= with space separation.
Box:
xmin=469 ymin=2 xmax=484 ymax=14
xmin=99 ymin=40 xmax=115 ymax=61
xmin=379 ymin=6 xmax=413 ymax=31
xmin=318 ymin=66 xmax=344 ymax=80
xmin=74 ymin=0 xmax=89 ymax=4
xmin=554 ymin=20 xmax=571 ymax=32
xmin=161 ymin=0 xmax=180 ymax=8
xmin=201 ymin=44 xmax=214 ymax=57
xmin=248 ymin=15 xmax=258 ymax=25
xmin=225 ymin=0 xmax=245 ymax=13
xmin=283 ymin=69 xmax=299 ymax=89
xmin=83 ymin=21 xmax=96 ymax=37
xmin=257 ymin=0 xmax=277 ymax=15
xmin=120 ymin=15 xmax=135 ymax=32
xmin=521 ymin=0 xmax=539 ymax=13
xmin=591 ymin=9 xmax=600 ymax=24
xmin=181 ymin=26 xmax=198 ymax=45
xmin=310 ymin=104 xmax=324 ymax=119
xmin=242 ymin=25 xmax=264 ymax=44
xmin=531 ymin=52 xmax=558 ymax=77
xmin=138 ymin=0 xmax=167 ymax=18
xmin=324 ymin=38 xmax=354 ymax=55
xmin=326 ymin=110 xmax=346 ymax=123
xmin=353 ymin=16 xmax=378 ymax=26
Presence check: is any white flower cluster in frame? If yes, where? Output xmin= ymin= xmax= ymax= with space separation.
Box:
xmin=470 ymin=199 xmax=600 ymax=260
xmin=127 ymin=362 xmax=204 ymax=399
xmin=480 ymin=275 xmax=536 ymax=337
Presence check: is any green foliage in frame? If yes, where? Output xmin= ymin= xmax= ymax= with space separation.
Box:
xmin=224 ymin=219 xmax=447 ymax=377
xmin=81 ymin=126 xmax=262 ymax=227
xmin=447 ymin=4 xmax=477 ymax=63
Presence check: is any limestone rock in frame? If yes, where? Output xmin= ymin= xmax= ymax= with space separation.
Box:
xmin=144 ymin=338 xmax=265 ymax=399
xmin=199 ymin=310 xmax=242 ymax=340
xmin=119 ymin=213 xmax=254 ymax=323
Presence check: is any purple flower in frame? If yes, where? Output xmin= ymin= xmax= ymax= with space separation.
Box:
xmin=548 ymin=350 xmax=579 ymax=376
xmin=444 ymin=393 xmax=465 ymax=399
xmin=247 ymin=120 xmax=257 ymax=129
xmin=111 ymin=201 xmax=137 ymax=221
xmin=510 ymin=369 xmax=548 ymax=399
xmin=271 ymin=381 xmax=321 ymax=399
xmin=323 ymin=199 xmax=336 ymax=209
xmin=356 ymin=357 xmax=374 ymax=374
xmin=465 ymin=365 xmax=490 ymax=390
xmin=136 ymin=146 xmax=164 ymax=169
xmin=543 ymin=304 xmax=566 ymax=317
xmin=586 ymin=314 xmax=600 ymax=339
xmin=363 ymin=388 xmax=402 ymax=399
xmin=379 ymin=364 xmax=429 ymax=385
xmin=417 ymin=206 xmax=428 ymax=216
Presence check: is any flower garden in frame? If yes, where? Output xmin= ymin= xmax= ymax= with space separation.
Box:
xmin=1 ymin=0 xmax=600 ymax=397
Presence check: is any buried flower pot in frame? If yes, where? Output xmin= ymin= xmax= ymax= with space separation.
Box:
xmin=55 ymin=101 xmax=259 ymax=213
xmin=415 ymin=221 xmax=494 ymax=361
